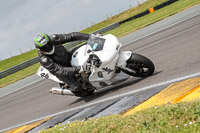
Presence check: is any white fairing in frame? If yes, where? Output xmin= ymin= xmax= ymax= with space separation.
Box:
xmin=37 ymin=34 xmax=132 ymax=89
xmin=117 ymin=51 xmax=132 ymax=68
xmin=37 ymin=66 xmax=64 ymax=83
xmin=71 ymin=45 xmax=89 ymax=67
xmin=71 ymin=34 xmax=131 ymax=88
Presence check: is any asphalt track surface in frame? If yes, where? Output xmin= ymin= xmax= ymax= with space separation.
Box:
xmin=1 ymin=4 xmax=200 ymax=131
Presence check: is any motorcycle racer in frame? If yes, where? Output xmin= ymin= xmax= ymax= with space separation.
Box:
xmin=34 ymin=32 xmax=90 ymax=92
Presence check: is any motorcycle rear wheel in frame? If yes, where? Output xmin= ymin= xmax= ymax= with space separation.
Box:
xmin=121 ymin=53 xmax=155 ymax=77
xmin=72 ymin=90 xmax=95 ymax=97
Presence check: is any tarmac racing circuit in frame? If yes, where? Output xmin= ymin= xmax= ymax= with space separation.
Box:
xmin=1 ymin=4 xmax=200 ymax=132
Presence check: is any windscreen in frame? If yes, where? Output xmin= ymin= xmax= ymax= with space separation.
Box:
xmin=87 ymin=36 xmax=105 ymax=52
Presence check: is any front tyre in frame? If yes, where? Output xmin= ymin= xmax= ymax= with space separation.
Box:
xmin=121 ymin=53 xmax=155 ymax=77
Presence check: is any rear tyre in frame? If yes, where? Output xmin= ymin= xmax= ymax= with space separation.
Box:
xmin=72 ymin=90 xmax=95 ymax=97
xmin=121 ymin=53 xmax=155 ymax=77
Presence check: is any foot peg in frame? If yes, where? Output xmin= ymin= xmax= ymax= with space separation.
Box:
xmin=49 ymin=87 xmax=75 ymax=96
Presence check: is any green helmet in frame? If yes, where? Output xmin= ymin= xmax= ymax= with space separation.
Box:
xmin=34 ymin=33 xmax=54 ymax=55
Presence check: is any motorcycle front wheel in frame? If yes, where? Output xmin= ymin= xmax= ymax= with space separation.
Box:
xmin=121 ymin=53 xmax=155 ymax=77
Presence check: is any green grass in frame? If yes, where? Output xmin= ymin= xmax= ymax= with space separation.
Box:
xmin=81 ymin=0 xmax=169 ymax=34
xmin=40 ymin=100 xmax=200 ymax=133
xmin=108 ymin=0 xmax=200 ymax=38
xmin=0 ymin=49 xmax=37 ymax=72
xmin=0 ymin=0 xmax=200 ymax=88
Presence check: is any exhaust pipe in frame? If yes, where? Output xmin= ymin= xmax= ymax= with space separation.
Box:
xmin=49 ymin=87 xmax=75 ymax=96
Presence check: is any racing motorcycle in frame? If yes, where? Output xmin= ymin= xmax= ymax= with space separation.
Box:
xmin=37 ymin=34 xmax=155 ymax=97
